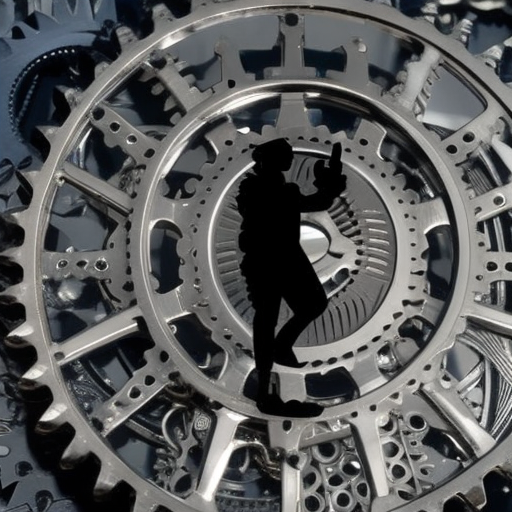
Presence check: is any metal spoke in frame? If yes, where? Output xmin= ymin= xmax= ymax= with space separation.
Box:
xmin=410 ymin=198 xmax=450 ymax=233
xmin=52 ymin=306 xmax=142 ymax=365
xmin=265 ymin=13 xmax=312 ymax=79
xmin=214 ymin=37 xmax=252 ymax=92
xmin=472 ymin=182 xmax=512 ymax=222
xmin=275 ymin=92 xmax=311 ymax=131
xmin=151 ymin=194 xmax=191 ymax=233
xmin=350 ymin=414 xmax=390 ymax=499
xmin=157 ymin=286 xmax=189 ymax=323
xmin=204 ymin=120 xmax=240 ymax=156
xmin=465 ymin=303 xmax=512 ymax=337
xmin=392 ymin=46 xmax=441 ymax=113
xmin=422 ymin=379 xmax=496 ymax=457
xmin=193 ymin=408 xmax=246 ymax=502
xmin=443 ymin=108 xmax=501 ymax=165
xmin=92 ymin=347 xmax=172 ymax=436
xmin=151 ymin=55 xmax=206 ymax=113
xmin=62 ymin=162 xmax=132 ymax=215
xmin=89 ymin=103 xmax=158 ymax=164
xmin=42 ymin=249 xmax=117 ymax=281
xmin=215 ymin=357 xmax=253 ymax=396
xmin=281 ymin=462 xmax=302 ymax=512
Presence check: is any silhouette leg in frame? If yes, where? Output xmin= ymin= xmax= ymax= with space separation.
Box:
xmin=252 ymin=293 xmax=280 ymax=401
xmin=275 ymin=261 xmax=328 ymax=367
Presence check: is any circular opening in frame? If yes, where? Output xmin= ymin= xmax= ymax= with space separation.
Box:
xmin=318 ymin=443 xmax=336 ymax=458
xmin=342 ymin=460 xmax=361 ymax=476
xmin=129 ymin=386 xmax=142 ymax=399
xmin=144 ymin=375 xmax=156 ymax=386
xmin=336 ymin=492 xmax=351 ymax=507
xmin=383 ymin=441 xmax=399 ymax=458
xmin=110 ymin=122 xmax=120 ymax=132
xmin=328 ymin=474 xmax=343 ymax=487
xmin=92 ymin=107 xmax=104 ymax=120
xmin=357 ymin=482 xmax=368 ymax=497
xmin=391 ymin=464 xmax=406 ymax=480
xmin=57 ymin=259 xmax=68 ymax=269
xmin=486 ymin=261 xmax=498 ymax=271
xmin=494 ymin=195 xmax=505 ymax=206
xmin=446 ymin=144 xmax=458 ymax=154
xmin=409 ymin=414 xmax=426 ymax=430
xmin=95 ymin=258 xmax=109 ymax=272
xmin=127 ymin=134 xmax=137 ymax=145
xmin=304 ymin=471 xmax=318 ymax=488
xmin=285 ymin=13 xmax=299 ymax=26
xmin=463 ymin=132 xmax=475 ymax=143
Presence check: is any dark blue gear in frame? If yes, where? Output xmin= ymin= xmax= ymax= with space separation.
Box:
xmin=0 ymin=0 xmax=116 ymax=167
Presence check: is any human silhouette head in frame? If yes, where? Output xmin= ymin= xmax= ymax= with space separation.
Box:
xmin=252 ymin=138 xmax=294 ymax=175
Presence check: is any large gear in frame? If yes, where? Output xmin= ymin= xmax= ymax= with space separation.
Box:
xmin=4 ymin=1 xmax=512 ymax=512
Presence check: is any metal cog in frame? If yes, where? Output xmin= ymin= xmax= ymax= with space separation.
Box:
xmin=0 ymin=0 xmax=117 ymax=168
xmin=4 ymin=1 xmax=512 ymax=512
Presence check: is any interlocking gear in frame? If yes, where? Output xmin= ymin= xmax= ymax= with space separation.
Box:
xmin=3 ymin=1 xmax=512 ymax=512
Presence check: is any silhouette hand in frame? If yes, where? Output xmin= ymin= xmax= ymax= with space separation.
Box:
xmin=313 ymin=143 xmax=346 ymax=195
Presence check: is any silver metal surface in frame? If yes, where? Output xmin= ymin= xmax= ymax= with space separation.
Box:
xmin=3 ymin=1 xmax=512 ymax=511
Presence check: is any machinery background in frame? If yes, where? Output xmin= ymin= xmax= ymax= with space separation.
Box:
xmin=3 ymin=1 xmax=512 ymax=511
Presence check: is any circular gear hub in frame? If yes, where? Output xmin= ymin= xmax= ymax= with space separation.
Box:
xmin=4 ymin=2 xmax=512 ymax=512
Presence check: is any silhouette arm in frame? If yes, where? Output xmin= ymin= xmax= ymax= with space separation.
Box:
xmin=299 ymin=143 xmax=346 ymax=212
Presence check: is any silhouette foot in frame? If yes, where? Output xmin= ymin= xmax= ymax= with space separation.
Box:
xmin=274 ymin=349 xmax=307 ymax=368
xmin=257 ymin=394 xmax=323 ymax=417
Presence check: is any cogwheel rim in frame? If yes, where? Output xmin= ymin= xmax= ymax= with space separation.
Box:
xmin=4 ymin=2 xmax=512 ymax=512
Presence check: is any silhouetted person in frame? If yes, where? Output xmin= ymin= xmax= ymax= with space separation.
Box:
xmin=237 ymin=139 xmax=346 ymax=416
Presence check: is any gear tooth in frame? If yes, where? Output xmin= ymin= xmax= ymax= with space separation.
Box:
xmin=32 ymin=11 xmax=58 ymax=30
xmin=36 ymin=402 xmax=69 ymax=433
xmin=152 ymin=3 xmax=174 ymax=24
xmin=11 ymin=21 xmax=38 ymax=38
xmin=1 ymin=245 xmax=23 ymax=261
xmin=0 ymin=283 xmax=25 ymax=301
xmin=60 ymin=434 xmax=90 ymax=469
xmin=94 ymin=463 xmax=122 ymax=497
xmin=20 ymin=363 xmax=49 ymax=388
xmin=115 ymin=25 xmax=139 ymax=51
xmin=164 ymin=96 xmax=178 ymax=111
xmin=37 ymin=125 xmax=58 ymax=143
xmin=464 ymin=480 xmax=487 ymax=508
xmin=20 ymin=170 xmax=40 ymax=188
xmin=132 ymin=493 xmax=158 ymax=512
xmin=68 ymin=0 xmax=94 ymax=19
xmin=54 ymin=85 xmax=80 ymax=108
xmin=95 ymin=61 xmax=110 ymax=78
xmin=5 ymin=322 xmax=35 ymax=348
